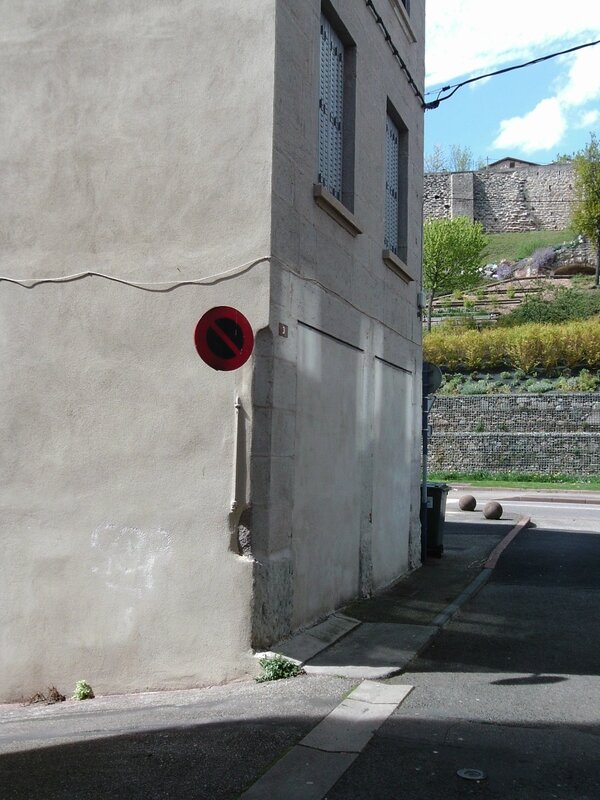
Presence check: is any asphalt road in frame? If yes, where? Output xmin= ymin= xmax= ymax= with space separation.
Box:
xmin=446 ymin=487 xmax=600 ymax=531
xmin=2 ymin=494 xmax=598 ymax=799
xmin=326 ymin=519 xmax=600 ymax=799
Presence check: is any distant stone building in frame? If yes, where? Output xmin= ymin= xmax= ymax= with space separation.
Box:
xmin=424 ymin=161 xmax=575 ymax=233
xmin=487 ymin=156 xmax=540 ymax=171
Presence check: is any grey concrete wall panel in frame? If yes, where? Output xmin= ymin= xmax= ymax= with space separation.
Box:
xmin=370 ymin=359 xmax=413 ymax=588
xmin=291 ymin=325 xmax=363 ymax=626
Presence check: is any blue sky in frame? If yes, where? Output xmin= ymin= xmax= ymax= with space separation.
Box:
xmin=424 ymin=0 xmax=600 ymax=166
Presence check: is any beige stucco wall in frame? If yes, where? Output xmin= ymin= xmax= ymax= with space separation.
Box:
xmin=1 ymin=0 xmax=426 ymax=697
xmin=252 ymin=0 xmax=425 ymax=645
xmin=1 ymin=0 xmax=275 ymax=281
xmin=0 ymin=1 xmax=274 ymax=701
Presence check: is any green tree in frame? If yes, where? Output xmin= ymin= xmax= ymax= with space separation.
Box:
xmin=571 ymin=133 xmax=600 ymax=286
xmin=423 ymin=217 xmax=488 ymax=330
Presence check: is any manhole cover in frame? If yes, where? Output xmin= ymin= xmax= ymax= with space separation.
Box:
xmin=457 ymin=768 xmax=486 ymax=781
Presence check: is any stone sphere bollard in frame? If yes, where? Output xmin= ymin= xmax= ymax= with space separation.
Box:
xmin=483 ymin=501 xmax=503 ymax=520
xmin=459 ymin=494 xmax=477 ymax=511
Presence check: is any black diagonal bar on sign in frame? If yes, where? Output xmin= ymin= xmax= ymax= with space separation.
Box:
xmin=207 ymin=317 xmax=244 ymax=360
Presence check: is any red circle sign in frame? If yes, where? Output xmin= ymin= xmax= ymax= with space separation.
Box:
xmin=194 ymin=306 xmax=255 ymax=371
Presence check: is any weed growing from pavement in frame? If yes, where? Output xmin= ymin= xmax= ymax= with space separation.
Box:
xmin=72 ymin=680 xmax=95 ymax=700
xmin=255 ymin=655 xmax=303 ymax=683
xmin=25 ymin=686 xmax=66 ymax=705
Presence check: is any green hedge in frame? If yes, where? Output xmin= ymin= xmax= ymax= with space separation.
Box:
xmin=424 ymin=318 xmax=600 ymax=372
xmin=499 ymin=288 xmax=600 ymax=327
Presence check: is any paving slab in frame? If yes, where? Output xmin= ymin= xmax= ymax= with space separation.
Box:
xmin=349 ymin=681 xmax=413 ymax=705
xmin=271 ymin=614 xmax=361 ymax=664
xmin=240 ymin=745 xmax=358 ymax=800
xmin=299 ymin=698 xmax=399 ymax=753
xmin=303 ymin=623 xmax=438 ymax=679
xmin=241 ymin=679 xmax=414 ymax=799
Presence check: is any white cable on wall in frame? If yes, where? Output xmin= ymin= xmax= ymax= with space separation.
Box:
xmin=0 ymin=256 xmax=271 ymax=292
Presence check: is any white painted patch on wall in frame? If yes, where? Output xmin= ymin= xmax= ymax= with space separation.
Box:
xmin=91 ymin=524 xmax=173 ymax=596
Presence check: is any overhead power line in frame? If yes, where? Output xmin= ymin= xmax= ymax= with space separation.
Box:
xmin=365 ymin=0 xmax=426 ymax=106
xmin=425 ymin=38 xmax=600 ymax=110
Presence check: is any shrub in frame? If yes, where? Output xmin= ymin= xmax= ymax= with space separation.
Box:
xmin=255 ymin=655 xmax=303 ymax=683
xmin=499 ymin=287 xmax=600 ymax=327
xmin=575 ymin=369 xmax=599 ymax=391
xmin=525 ymin=379 xmax=555 ymax=393
xmin=461 ymin=380 xmax=492 ymax=395
xmin=424 ymin=318 xmax=600 ymax=373
xmin=72 ymin=680 xmax=94 ymax=700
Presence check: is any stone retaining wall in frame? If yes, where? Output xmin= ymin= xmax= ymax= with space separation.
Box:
xmin=424 ymin=163 xmax=574 ymax=233
xmin=428 ymin=393 xmax=600 ymax=476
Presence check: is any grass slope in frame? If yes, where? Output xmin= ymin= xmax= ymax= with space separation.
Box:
xmin=428 ymin=471 xmax=600 ymax=491
xmin=483 ymin=229 xmax=574 ymax=264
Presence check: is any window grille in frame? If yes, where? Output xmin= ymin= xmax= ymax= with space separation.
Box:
xmin=384 ymin=114 xmax=400 ymax=254
xmin=318 ymin=15 xmax=344 ymax=200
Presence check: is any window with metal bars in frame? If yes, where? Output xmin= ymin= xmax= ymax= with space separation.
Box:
xmin=385 ymin=114 xmax=400 ymax=254
xmin=384 ymin=105 xmax=408 ymax=263
xmin=317 ymin=9 xmax=355 ymax=212
xmin=318 ymin=15 xmax=344 ymax=201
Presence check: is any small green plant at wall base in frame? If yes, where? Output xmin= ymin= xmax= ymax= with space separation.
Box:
xmin=506 ymin=287 xmax=516 ymax=299
xmin=72 ymin=680 xmax=95 ymax=700
xmin=255 ymin=655 xmax=303 ymax=683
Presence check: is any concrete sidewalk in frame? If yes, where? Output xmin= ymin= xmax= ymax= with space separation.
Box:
xmin=0 ymin=512 xmax=529 ymax=800
xmin=269 ymin=514 xmax=528 ymax=680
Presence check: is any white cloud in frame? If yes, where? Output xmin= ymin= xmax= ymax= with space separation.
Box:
xmin=493 ymin=98 xmax=567 ymax=153
xmin=490 ymin=46 xmax=600 ymax=153
xmin=426 ymin=0 xmax=600 ymax=88
xmin=577 ymin=110 xmax=600 ymax=128
xmin=425 ymin=0 xmax=600 ymax=156
xmin=556 ymin=47 xmax=600 ymax=107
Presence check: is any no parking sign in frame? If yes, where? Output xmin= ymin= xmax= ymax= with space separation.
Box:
xmin=194 ymin=306 xmax=254 ymax=371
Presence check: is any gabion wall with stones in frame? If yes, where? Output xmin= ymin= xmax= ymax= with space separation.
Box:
xmin=423 ymin=163 xmax=575 ymax=233
xmin=428 ymin=394 xmax=600 ymax=476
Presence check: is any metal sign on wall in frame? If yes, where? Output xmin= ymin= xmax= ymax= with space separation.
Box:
xmin=194 ymin=306 xmax=254 ymax=371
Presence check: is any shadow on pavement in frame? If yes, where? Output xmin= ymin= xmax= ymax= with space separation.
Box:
xmin=326 ymin=715 xmax=600 ymax=800
xmin=342 ymin=520 xmax=513 ymax=626
xmin=0 ymin=711 xmax=317 ymax=800
xmin=2 ymin=710 xmax=599 ymax=800
xmin=408 ymin=527 xmax=600 ymax=677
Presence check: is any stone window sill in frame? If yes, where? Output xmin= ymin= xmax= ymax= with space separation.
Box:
xmin=382 ymin=249 xmax=415 ymax=283
xmin=313 ymin=184 xmax=362 ymax=237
